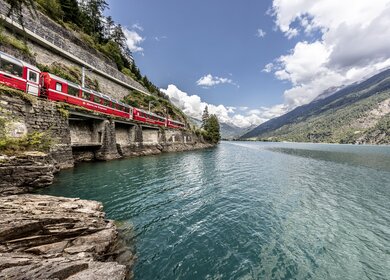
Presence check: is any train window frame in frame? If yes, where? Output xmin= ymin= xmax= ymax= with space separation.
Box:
xmin=56 ymin=82 xmax=63 ymax=92
xmin=93 ymin=95 xmax=101 ymax=104
xmin=102 ymin=99 xmax=110 ymax=107
xmin=68 ymin=86 xmax=79 ymax=97
xmin=0 ymin=58 xmax=23 ymax=77
xmin=27 ymin=70 xmax=38 ymax=83
xmin=82 ymin=91 xmax=91 ymax=100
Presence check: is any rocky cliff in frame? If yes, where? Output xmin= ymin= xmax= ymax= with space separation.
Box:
xmin=0 ymin=194 xmax=134 ymax=279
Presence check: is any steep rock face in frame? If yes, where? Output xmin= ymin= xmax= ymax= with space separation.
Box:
xmin=0 ymin=152 xmax=57 ymax=195
xmin=0 ymin=194 xmax=134 ymax=279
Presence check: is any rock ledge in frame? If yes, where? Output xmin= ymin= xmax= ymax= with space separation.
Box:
xmin=0 ymin=194 xmax=133 ymax=279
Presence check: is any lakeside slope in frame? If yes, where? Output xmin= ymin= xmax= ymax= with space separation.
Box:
xmin=242 ymin=69 xmax=390 ymax=144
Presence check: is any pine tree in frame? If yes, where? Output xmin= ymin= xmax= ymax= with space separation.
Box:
xmin=112 ymin=24 xmax=126 ymax=48
xmin=201 ymin=106 xmax=209 ymax=128
xmin=78 ymin=0 xmax=108 ymax=39
xmin=59 ymin=0 xmax=79 ymax=24
xmin=203 ymin=114 xmax=221 ymax=144
xmin=103 ymin=15 xmax=114 ymax=40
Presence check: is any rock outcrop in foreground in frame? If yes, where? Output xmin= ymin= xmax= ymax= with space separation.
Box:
xmin=0 ymin=152 xmax=57 ymax=195
xmin=0 ymin=194 xmax=134 ymax=279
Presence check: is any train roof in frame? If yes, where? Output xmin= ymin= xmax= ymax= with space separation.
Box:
xmin=0 ymin=51 xmax=40 ymax=72
xmin=169 ymin=119 xmax=184 ymax=124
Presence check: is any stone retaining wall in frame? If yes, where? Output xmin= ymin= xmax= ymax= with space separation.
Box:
xmin=0 ymin=93 xmax=74 ymax=169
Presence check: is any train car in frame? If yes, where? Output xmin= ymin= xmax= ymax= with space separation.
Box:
xmin=132 ymin=107 xmax=167 ymax=126
xmin=0 ymin=51 xmax=40 ymax=96
xmin=0 ymin=51 xmax=187 ymax=131
xmin=40 ymin=72 xmax=132 ymax=119
xmin=167 ymin=119 xmax=185 ymax=129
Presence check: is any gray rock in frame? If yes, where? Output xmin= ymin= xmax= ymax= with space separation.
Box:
xmin=0 ymin=195 xmax=134 ymax=279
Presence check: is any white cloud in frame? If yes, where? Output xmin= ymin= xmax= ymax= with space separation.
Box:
xmin=266 ymin=0 xmax=390 ymax=109
xmin=256 ymin=28 xmax=266 ymax=38
xmin=131 ymin=23 xmax=144 ymax=31
xmin=196 ymin=74 xmax=239 ymax=88
xmin=123 ymin=27 xmax=145 ymax=53
xmin=154 ymin=36 xmax=168 ymax=41
xmin=161 ymin=85 xmax=269 ymax=128
xmin=262 ymin=63 xmax=274 ymax=73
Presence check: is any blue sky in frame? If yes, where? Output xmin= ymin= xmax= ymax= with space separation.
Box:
xmin=107 ymin=0 xmax=390 ymax=127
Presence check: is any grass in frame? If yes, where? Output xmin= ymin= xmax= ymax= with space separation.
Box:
xmin=0 ymin=84 xmax=36 ymax=104
xmin=0 ymin=26 xmax=32 ymax=56
xmin=0 ymin=131 xmax=52 ymax=155
xmin=123 ymin=90 xmax=188 ymax=124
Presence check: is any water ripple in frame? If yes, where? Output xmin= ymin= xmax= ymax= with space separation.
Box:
xmin=40 ymin=142 xmax=390 ymax=280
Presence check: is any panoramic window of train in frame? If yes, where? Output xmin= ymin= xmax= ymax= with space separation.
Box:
xmin=68 ymin=86 xmax=79 ymax=96
xmin=93 ymin=96 xmax=101 ymax=103
xmin=103 ymin=99 xmax=110 ymax=106
xmin=28 ymin=71 xmax=38 ymax=83
xmin=82 ymin=91 xmax=90 ymax=100
xmin=56 ymin=82 xmax=62 ymax=92
xmin=0 ymin=58 xmax=23 ymax=77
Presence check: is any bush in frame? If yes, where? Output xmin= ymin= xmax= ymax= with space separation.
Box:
xmin=36 ymin=0 xmax=64 ymax=20
xmin=0 ymin=131 xmax=52 ymax=155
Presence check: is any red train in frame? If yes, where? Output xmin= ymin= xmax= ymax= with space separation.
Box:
xmin=0 ymin=51 xmax=185 ymax=129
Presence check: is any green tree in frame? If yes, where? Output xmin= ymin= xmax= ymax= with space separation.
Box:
xmin=203 ymin=114 xmax=220 ymax=144
xmin=201 ymin=106 xmax=209 ymax=128
xmin=111 ymin=24 xmax=126 ymax=47
xmin=78 ymin=0 xmax=108 ymax=40
xmin=59 ymin=0 xmax=80 ymax=24
xmin=131 ymin=62 xmax=142 ymax=81
xmin=37 ymin=0 xmax=63 ymax=20
xmin=103 ymin=15 xmax=114 ymax=39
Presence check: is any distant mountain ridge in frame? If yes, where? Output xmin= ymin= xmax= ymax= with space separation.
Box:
xmin=220 ymin=123 xmax=256 ymax=140
xmin=188 ymin=116 xmax=254 ymax=140
xmin=241 ymin=68 xmax=390 ymax=144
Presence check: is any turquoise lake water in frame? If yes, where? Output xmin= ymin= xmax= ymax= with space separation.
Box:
xmin=39 ymin=142 xmax=390 ymax=279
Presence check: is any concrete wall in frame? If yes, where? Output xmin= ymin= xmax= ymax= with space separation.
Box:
xmin=69 ymin=119 xmax=106 ymax=145
xmin=115 ymin=123 xmax=135 ymax=146
xmin=142 ymin=127 xmax=160 ymax=144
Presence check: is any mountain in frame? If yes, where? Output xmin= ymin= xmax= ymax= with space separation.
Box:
xmin=188 ymin=116 xmax=254 ymax=140
xmin=241 ymin=68 xmax=390 ymax=144
xmin=220 ymin=123 xmax=256 ymax=140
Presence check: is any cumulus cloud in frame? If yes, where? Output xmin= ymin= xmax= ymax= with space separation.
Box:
xmin=161 ymin=85 xmax=272 ymax=128
xmin=267 ymin=0 xmax=390 ymax=109
xmin=123 ymin=27 xmax=145 ymax=53
xmin=256 ymin=28 xmax=267 ymax=38
xmin=196 ymin=74 xmax=239 ymax=88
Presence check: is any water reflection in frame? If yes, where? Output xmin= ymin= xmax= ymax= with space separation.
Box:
xmin=268 ymin=147 xmax=390 ymax=172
